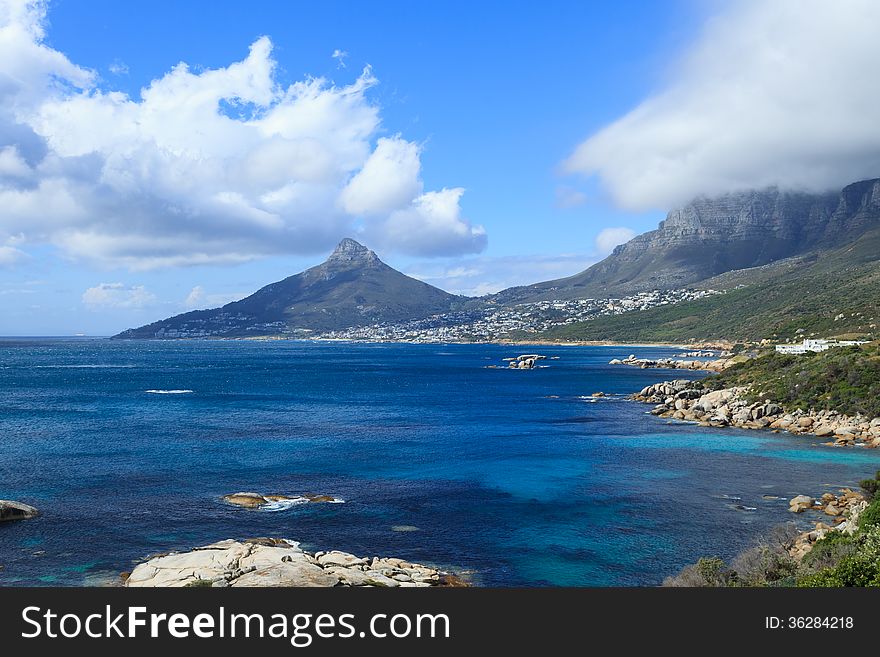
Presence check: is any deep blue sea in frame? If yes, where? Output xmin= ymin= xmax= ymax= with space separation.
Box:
xmin=2 ymin=338 xmax=879 ymax=587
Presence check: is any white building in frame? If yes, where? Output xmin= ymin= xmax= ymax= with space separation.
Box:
xmin=775 ymin=339 xmax=868 ymax=354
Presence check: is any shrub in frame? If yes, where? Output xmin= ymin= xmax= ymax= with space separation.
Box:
xmin=663 ymin=557 xmax=735 ymax=587
xmin=800 ymin=532 xmax=857 ymax=572
xmin=797 ymin=569 xmax=844 ymax=588
xmin=730 ymin=545 xmax=797 ymax=586
xmin=858 ymin=499 xmax=880 ymax=531
xmin=860 ymin=471 xmax=880 ymax=502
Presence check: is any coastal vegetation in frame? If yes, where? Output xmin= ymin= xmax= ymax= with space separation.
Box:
xmin=701 ymin=343 xmax=880 ymax=418
xmin=665 ymin=474 xmax=880 ymax=587
xmin=542 ymin=224 xmax=880 ymax=345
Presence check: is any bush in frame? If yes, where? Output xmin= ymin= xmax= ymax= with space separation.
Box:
xmin=858 ymin=499 xmax=880 ymax=531
xmin=797 ymin=569 xmax=844 ymax=588
xmin=663 ymin=557 xmax=735 ymax=587
xmin=800 ymin=532 xmax=857 ymax=572
xmin=730 ymin=545 xmax=797 ymax=586
xmin=860 ymin=471 xmax=880 ymax=502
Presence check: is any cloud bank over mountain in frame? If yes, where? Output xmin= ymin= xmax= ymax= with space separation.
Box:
xmin=565 ymin=0 xmax=880 ymax=211
xmin=0 ymin=0 xmax=486 ymax=269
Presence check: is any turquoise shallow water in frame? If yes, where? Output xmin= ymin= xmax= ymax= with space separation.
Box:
xmin=1 ymin=338 xmax=878 ymax=586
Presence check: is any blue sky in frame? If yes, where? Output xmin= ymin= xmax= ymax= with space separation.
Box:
xmin=2 ymin=0 xmax=878 ymax=334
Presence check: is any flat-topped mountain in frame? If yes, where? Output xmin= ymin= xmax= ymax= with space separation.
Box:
xmin=115 ymin=239 xmax=460 ymax=338
xmin=494 ymin=179 xmax=880 ymax=303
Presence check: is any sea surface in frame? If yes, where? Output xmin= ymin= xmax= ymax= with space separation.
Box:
xmin=2 ymin=338 xmax=879 ymax=587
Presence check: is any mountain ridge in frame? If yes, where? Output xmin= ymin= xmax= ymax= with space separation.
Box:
xmin=115 ymin=239 xmax=461 ymax=339
xmin=117 ymin=177 xmax=880 ymax=341
xmin=493 ymin=178 xmax=880 ymax=304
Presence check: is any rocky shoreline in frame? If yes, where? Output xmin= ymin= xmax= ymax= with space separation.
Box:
xmin=125 ymin=538 xmax=467 ymax=588
xmin=786 ymin=489 xmax=867 ymax=560
xmin=610 ymin=354 xmax=735 ymax=372
xmin=633 ymin=379 xmax=880 ymax=448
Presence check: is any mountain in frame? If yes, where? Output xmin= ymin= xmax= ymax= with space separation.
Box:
xmin=495 ymin=180 xmax=880 ymax=304
xmin=541 ymin=179 xmax=880 ymax=343
xmin=115 ymin=239 xmax=460 ymax=338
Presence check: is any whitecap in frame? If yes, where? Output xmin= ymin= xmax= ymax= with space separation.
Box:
xmin=259 ymin=496 xmax=345 ymax=512
xmin=145 ymin=389 xmax=194 ymax=395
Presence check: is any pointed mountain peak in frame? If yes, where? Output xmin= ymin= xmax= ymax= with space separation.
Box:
xmin=327 ymin=238 xmax=379 ymax=265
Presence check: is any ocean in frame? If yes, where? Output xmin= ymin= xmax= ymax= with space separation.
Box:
xmin=2 ymin=338 xmax=879 ymax=586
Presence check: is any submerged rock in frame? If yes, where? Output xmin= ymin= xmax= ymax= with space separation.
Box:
xmin=125 ymin=539 xmax=466 ymax=588
xmin=0 ymin=500 xmax=39 ymax=522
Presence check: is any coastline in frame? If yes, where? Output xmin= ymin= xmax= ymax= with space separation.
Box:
xmin=631 ymin=364 xmax=880 ymax=586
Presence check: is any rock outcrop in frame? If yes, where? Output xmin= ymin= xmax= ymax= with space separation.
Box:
xmin=785 ymin=490 xmax=867 ymax=560
xmin=501 ymin=354 xmax=547 ymax=370
xmin=633 ymin=380 xmax=880 ymax=448
xmin=610 ymin=354 xmax=734 ymax=372
xmin=0 ymin=500 xmax=39 ymax=522
xmin=125 ymin=539 xmax=466 ymax=588
xmin=222 ymin=492 xmax=341 ymax=509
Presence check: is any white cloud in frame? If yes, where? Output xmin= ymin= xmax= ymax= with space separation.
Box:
xmin=82 ymin=282 xmax=157 ymax=309
xmin=374 ymin=187 xmax=487 ymax=257
xmin=0 ymin=244 xmax=26 ymax=266
xmin=595 ymin=227 xmax=635 ymax=255
xmin=331 ymin=49 xmax=348 ymax=69
xmin=108 ymin=59 xmax=128 ymax=75
xmin=340 ymin=136 xmax=423 ymax=215
xmin=183 ymin=285 xmax=244 ymax=310
xmin=554 ymin=185 xmax=587 ymax=209
xmin=565 ymin=0 xmax=880 ymax=210
xmin=0 ymin=1 xmax=485 ymax=268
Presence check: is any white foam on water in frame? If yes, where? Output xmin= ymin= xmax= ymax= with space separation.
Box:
xmin=145 ymin=389 xmax=194 ymax=394
xmin=259 ymin=496 xmax=345 ymax=512
xmin=259 ymin=497 xmax=310 ymax=512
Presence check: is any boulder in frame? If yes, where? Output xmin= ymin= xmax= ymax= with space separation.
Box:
xmin=127 ymin=539 xmax=458 ymax=588
xmin=789 ymin=495 xmax=814 ymax=513
xmin=223 ymin=492 xmax=269 ymax=508
xmin=813 ymin=424 xmax=835 ymax=437
xmin=824 ymin=504 xmax=842 ymax=517
xmin=317 ymin=551 xmax=369 ymax=568
xmin=0 ymin=500 xmax=39 ymax=522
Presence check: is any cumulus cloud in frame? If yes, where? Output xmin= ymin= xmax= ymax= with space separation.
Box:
xmin=554 ymin=185 xmax=587 ymax=209
xmin=0 ymin=1 xmax=485 ymax=269
xmin=183 ymin=285 xmax=244 ymax=309
xmin=565 ymin=0 xmax=880 ymax=210
xmin=595 ymin=227 xmax=635 ymax=255
xmin=372 ymin=187 xmax=487 ymax=257
xmin=82 ymin=282 xmax=157 ymax=309
xmin=340 ymin=136 xmax=423 ymax=215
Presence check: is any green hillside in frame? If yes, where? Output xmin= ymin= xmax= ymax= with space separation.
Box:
xmin=702 ymin=343 xmax=880 ymax=418
xmin=541 ymin=227 xmax=880 ymax=344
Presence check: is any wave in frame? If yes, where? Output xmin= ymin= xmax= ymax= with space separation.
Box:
xmin=145 ymin=389 xmax=194 ymax=395
xmin=260 ymin=496 xmax=345 ymax=512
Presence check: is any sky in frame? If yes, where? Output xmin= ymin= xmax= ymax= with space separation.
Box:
xmin=1 ymin=0 xmax=879 ymax=335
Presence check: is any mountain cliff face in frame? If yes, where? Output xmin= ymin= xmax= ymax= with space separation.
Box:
xmin=495 ymin=179 xmax=880 ymax=303
xmin=115 ymin=239 xmax=460 ymax=338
